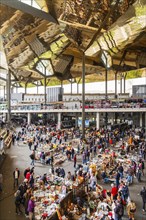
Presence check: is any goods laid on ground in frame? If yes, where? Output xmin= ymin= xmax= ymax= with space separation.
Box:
xmin=34 ymin=175 xmax=67 ymax=219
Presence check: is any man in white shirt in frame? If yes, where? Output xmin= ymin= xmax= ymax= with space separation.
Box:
xmin=13 ymin=168 xmax=20 ymax=189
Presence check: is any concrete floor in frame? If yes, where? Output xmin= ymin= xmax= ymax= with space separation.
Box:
xmin=0 ymin=130 xmax=146 ymax=220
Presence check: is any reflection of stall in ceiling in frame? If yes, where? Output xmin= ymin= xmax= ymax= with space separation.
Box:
xmin=0 ymin=0 xmax=146 ymax=86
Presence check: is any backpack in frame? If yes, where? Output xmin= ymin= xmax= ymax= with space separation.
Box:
xmin=30 ymin=154 xmax=34 ymax=160
xmin=42 ymin=154 xmax=45 ymax=160
xmin=60 ymin=168 xmax=65 ymax=177
xmin=130 ymin=203 xmax=136 ymax=213
xmin=115 ymin=204 xmax=124 ymax=217
xmin=122 ymin=185 xmax=129 ymax=196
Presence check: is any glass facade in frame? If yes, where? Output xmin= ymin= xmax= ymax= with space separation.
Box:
xmin=132 ymin=85 xmax=146 ymax=98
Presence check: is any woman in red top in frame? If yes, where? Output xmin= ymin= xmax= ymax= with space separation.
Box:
xmin=111 ymin=183 xmax=118 ymax=200
xmin=26 ymin=172 xmax=31 ymax=181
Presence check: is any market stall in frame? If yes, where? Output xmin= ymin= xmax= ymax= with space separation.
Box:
xmin=34 ymin=173 xmax=74 ymax=220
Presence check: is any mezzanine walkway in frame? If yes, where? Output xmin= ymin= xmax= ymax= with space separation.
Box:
xmin=1 ymin=107 xmax=146 ymax=114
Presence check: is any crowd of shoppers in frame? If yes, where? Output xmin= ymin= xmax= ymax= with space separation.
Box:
xmin=0 ymin=123 xmax=146 ymax=219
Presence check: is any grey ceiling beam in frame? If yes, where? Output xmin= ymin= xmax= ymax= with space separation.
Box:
xmin=0 ymin=76 xmax=6 ymax=81
xmin=0 ymin=0 xmax=58 ymax=24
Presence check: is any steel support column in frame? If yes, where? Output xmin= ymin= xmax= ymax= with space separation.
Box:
xmin=123 ymin=77 xmax=126 ymax=94
xmin=37 ymin=81 xmax=39 ymax=94
xmin=25 ymin=83 xmax=27 ymax=94
xmin=4 ymin=86 xmax=6 ymax=100
xmin=140 ymin=112 xmax=143 ymax=127
xmin=105 ymin=69 xmax=108 ymax=101
xmin=75 ymin=113 xmax=78 ymax=128
xmin=71 ymin=79 xmax=73 ymax=95
xmin=82 ymin=52 xmax=85 ymax=138
xmin=105 ymin=68 xmax=108 ymax=129
xmin=60 ymin=80 xmax=63 ymax=101
xmin=77 ymin=83 xmax=79 ymax=94
xmin=115 ymin=112 xmax=118 ymax=124
xmin=123 ymin=73 xmax=127 ymax=93
xmin=123 ymin=77 xmax=126 ymax=93
xmin=96 ymin=112 xmax=100 ymax=130
xmin=57 ymin=112 xmax=61 ymax=130
xmin=61 ymin=80 xmax=63 ymax=89
xmin=114 ymin=51 xmax=127 ymax=97
xmin=7 ymin=71 xmax=11 ymax=123
xmin=27 ymin=113 xmax=31 ymax=125
xmin=120 ymin=76 xmax=123 ymax=94
xmin=115 ymin=72 xmax=117 ymax=98
xmin=44 ymin=73 xmax=47 ymax=125
xmin=44 ymin=78 xmax=47 ymax=106
xmin=144 ymin=112 xmax=146 ymax=130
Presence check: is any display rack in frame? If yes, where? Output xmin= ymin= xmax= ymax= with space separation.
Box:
xmin=0 ymin=129 xmax=12 ymax=149
xmin=4 ymin=133 xmax=12 ymax=148
xmin=0 ymin=129 xmax=7 ymax=139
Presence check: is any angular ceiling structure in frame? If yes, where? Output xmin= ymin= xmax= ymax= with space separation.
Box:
xmin=0 ymin=0 xmax=146 ymax=87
